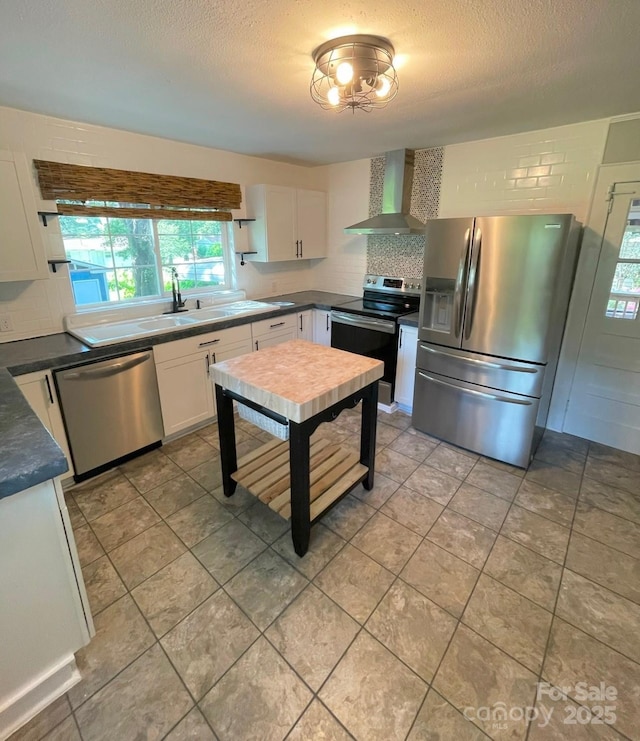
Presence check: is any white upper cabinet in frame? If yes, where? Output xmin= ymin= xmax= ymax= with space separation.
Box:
xmin=245 ymin=185 xmax=326 ymax=261
xmin=0 ymin=151 xmax=48 ymax=281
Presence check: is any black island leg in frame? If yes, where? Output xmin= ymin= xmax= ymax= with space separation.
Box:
xmin=215 ymin=384 xmax=237 ymax=497
xmin=360 ymin=381 xmax=379 ymax=490
xmin=288 ymin=419 xmax=312 ymax=556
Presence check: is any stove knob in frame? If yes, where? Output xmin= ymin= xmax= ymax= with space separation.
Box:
xmin=418 ymin=284 xmax=422 ymax=290
xmin=366 ymin=279 xmax=371 ymax=283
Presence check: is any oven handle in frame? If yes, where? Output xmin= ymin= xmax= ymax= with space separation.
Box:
xmin=331 ymin=311 xmax=397 ymax=335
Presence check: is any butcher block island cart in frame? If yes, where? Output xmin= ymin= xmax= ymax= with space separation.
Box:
xmin=210 ymin=340 xmax=383 ymax=556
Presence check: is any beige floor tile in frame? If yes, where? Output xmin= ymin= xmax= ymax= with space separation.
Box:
xmin=528 ymin=695 xmax=623 ymax=740
xmin=266 ymin=584 xmax=359 ymax=691
xmin=209 ymin=482 xmax=259 ymax=513
xmin=535 ymin=438 xmax=586 ymax=476
xmin=514 ymin=479 xmax=577 ymax=527
xmin=501 ymin=505 xmax=570 ymax=564
xmin=164 ymin=708 xmax=216 ymax=740
xmin=462 ymin=574 xmax=553 ymax=673
xmin=161 ymin=590 xmax=259 ymax=699
xmin=75 ymin=644 xmax=192 ymax=741
xmin=90 ymin=497 xmax=160 ymax=552
xmin=427 ymin=509 xmax=497 ymax=568
xmin=315 ymin=544 xmax=395 ymax=623
xmin=288 ymin=700 xmax=353 ymax=741
xmin=7 ymin=693 xmax=71 ymax=741
xmin=187 ymin=457 xmax=222 ymax=492
xmin=162 ymin=433 xmax=218 ymax=471
xmin=389 ymin=431 xmax=437 ymax=462
xmin=565 ymin=532 xmax=640 ymax=605
xmin=65 ymin=494 xmax=87 ymax=530
xmin=588 ymin=442 xmax=640 ymax=473
xmin=433 ymin=624 xmax=538 ymax=741
xmin=483 ymin=536 xmax=562 ymax=611
xmin=81 ymin=555 xmax=127 ymax=615
xmin=192 ymin=519 xmax=266 ymax=584
xmin=320 ymin=631 xmax=427 ymax=741
xmin=109 ymin=522 xmax=186 ymax=589
xmin=543 ymin=618 xmax=640 ymax=739
xmin=40 ymin=716 xmax=81 ymax=741
xmin=165 ymin=493 xmax=234 ymax=548
xmin=367 ymin=580 xmax=457 ymax=682
xmin=375 ymin=421 xmax=404 ymax=447
xmin=541 ymin=430 xmax=589 ymax=458
xmin=380 ymin=410 xmax=413 ymax=430
xmin=376 ymin=448 xmax=421 ymax=483
xmin=407 ymin=690 xmax=489 ymax=740
xmin=580 ymin=476 xmax=640 ymax=525
xmin=404 ymin=463 xmax=461 ymax=505
xmin=449 ymin=484 xmax=511 ymax=531
xmin=131 ymin=551 xmax=217 ymax=637
xmin=480 ymin=456 xmax=526 ymax=478
xmin=68 ymin=595 xmax=154 ymax=708
xmin=74 ymin=524 xmax=105 ymax=566
xmin=556 ymin=569 xmax=640 ymax=662
xmin=381 ymin=486 xmax=443 ymax=535
xmin=525 ymin=459 xmax=581 ymax=498
xmin=351 ymin=512 xmax=422 ymax=573
xmin=320 ymin=494 xmax=376 ymax=540
xmin=426 ymin=445 xmax=477 ymax=480
xmin=200 ymin=637 xmax=312 ymax=741
xmin=225 ymin=549 xmax=308 ymax=630
xmin=351 ymin=472 xmax=400 ymax=509
xmin=72 ymin=470 xmax=138 ymax=522
xmin=141 ymin=473 xmax=207 ymax=518
xmin=237 ymin=499 xmax=290 ymax=543
xmin=573 ymin=500 xmax=640 ymax=559
xmin=272 ymin=523 xmax=345 ymax=579
xmin=584 ymin=457 xmax=640 ymax=496
xmin=466 ymin=460 xmax=522 ymax=501
xmin=401 ymin=540 xmax=479 ymax=618
xmin=121 ymin=449 xmax=181 ymax=493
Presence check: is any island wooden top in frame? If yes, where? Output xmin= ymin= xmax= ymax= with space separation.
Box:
xmin=210 ymin=339 xmax=384 ymax=423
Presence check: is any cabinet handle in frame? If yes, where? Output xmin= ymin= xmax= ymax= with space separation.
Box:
xmin=399 ymin=328 xmax=403 ymax=349
xmin=255 ymin=340 xmax=259 ymax=350
xmin=199 ymin=338 xmax=220 ymax=347
xmin=326 ymin=314 xmax=329 ymax=332
xmin=44 ymin=374 xmax=54 ymax=404
xmin=299 ymin=315 xmax=303 ymax=332
xmin=205 ymin=353 xmax=210 ymax=375
xmin=299 ymin=239 xmax=303 ymax=257
xmin=270 ymin=322 xmax=285 ymax=329
xmin=295 ymin=240 xmax=299 ymax=258
xmin=211 ymin=351 xmax=216 ymax=364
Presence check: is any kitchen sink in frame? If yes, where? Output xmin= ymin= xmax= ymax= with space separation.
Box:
xmin=137 ymin=315 xmax=201 ymax=329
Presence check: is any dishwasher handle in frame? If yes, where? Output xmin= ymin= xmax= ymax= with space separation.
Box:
xmin=60 ymin=353 xmax=152 ymax=381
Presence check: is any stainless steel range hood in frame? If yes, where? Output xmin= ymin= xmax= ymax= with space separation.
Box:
xmin=345 ymin=149 xmax=425 ymax=235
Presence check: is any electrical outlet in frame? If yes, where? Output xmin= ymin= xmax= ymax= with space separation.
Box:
xmin=0 ymin=315 xmax=13 ymax=332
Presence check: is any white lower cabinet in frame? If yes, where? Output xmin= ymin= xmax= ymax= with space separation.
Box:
xmin=296 ymin=310 xmax=313 ymax=341
xmin=154 ymin=325 xmax=252 ymax=436
xmin=395 ymin=325 xmax=418 ymax=411
xmin=313 ymin=309 xmax=332 ymax=346
xmin=252 ymin=313 xmax=297 ymax=350
xmin=16 ymin=370 xmax=74 ymax=478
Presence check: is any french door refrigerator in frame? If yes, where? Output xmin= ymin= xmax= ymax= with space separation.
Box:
xmin=412 ymin=214 xmax=580 ymax=467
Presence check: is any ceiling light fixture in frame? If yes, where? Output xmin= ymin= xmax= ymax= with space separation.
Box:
xmin=310 ymin=34 xmax=398 ymax=113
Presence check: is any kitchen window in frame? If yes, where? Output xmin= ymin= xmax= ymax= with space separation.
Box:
xmin=605 ymin=198 xmax=640 ymax=320
xmin=60 ymin=209 xmax=233 ymax=307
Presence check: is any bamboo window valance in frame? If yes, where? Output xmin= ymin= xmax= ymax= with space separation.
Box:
xmin=33 ymin=160 xmax=241 ymax=222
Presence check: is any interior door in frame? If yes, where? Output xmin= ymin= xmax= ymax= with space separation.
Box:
xmin=418 ymin=217 xmax=474 ymax=348
xmin=564 ymin=178 xmax=640 ymax=454
xmin=461 ymin=215 xmax=574 ymax=363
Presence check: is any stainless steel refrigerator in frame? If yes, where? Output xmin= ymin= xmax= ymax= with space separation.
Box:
xmin=412 ymin=214 xmax=580 ymax=467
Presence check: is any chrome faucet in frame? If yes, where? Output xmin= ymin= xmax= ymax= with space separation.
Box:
xmin=166 ymin=267 xmax=187 ymax=313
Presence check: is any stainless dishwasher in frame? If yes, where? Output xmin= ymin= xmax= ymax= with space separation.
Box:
xmin=54 ymin=350 xmax=164 ymax=480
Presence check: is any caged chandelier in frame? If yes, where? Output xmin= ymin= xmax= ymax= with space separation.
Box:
xmin=310 ymin=34 xmax=398 ymax=113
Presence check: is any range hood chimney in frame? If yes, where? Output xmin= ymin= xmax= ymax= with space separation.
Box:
xmin=344 ymin=149 xmax=425 ymax=235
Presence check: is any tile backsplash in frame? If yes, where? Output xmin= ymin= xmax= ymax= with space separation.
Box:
xmin=366 ymin=148 xmax=443 ymax=278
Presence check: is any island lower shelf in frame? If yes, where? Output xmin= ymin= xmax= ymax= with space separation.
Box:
xmin=231 ymin=437 xmax=367 ymax=521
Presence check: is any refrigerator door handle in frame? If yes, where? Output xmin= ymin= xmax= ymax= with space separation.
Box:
xmin=464 ymin=228 xmax=482 ymax=339
xmin=417 ymin=371 xmax=534 ymax=405
xmin=419 ymin=344 xmax=539 ymax=373
xmin=453 ymin=228 xmax=472 ymax=338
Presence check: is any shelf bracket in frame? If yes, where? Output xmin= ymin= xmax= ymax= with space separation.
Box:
xmin=235 ymin=251 xmax=257 ymax=266
xmin=233 ymin=218 xmax=256 ymax=229
xmin=47 ymin=259 xmax=71 ymax=273
xmin=38 ymin=211 xmax=60 ymax=227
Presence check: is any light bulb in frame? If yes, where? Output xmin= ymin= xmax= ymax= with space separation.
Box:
xmin=327 ymin=86 xmax=341 ymax=106
xmin=336 ymin=62 xmax=353 ymax=85
xmin=375 ymin=76 xmax=391 ymax=98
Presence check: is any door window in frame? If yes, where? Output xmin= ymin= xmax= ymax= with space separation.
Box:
xmin=606 ymin=198 xmax=640 ymax=320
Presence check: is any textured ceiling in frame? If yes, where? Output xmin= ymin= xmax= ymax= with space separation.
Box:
xmin=1 ymin=0 xmax=639 ymax=165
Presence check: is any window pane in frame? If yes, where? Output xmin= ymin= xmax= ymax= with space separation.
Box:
xmin=611 ymin=262 xmax=640 ymax=294
xmin=158 ymin=233 xmax=195 ymax=265
xmin=620 ymin=226 xmax=640 ymax=259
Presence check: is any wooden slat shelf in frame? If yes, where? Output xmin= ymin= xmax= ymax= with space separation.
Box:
xmin=232 ymin=438 xmax=367 ymax=521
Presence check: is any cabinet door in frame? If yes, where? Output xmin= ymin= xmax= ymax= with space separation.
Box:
xmin=297 ymin=310 xmax=314 ymax=341
xmin=313 ymin=309 xmax=332 ymax=346
xmin=0 ymin=151 xmax=48 ymax=281
xmin=254 ymin=328 xmax=297 ymax=350
xmin=395 ymin=326 xmax=418 ymax=410
xmin=264 ymin=186 xmax=296 ymax=261
xmin=296 ymin=189 xmax=326 ymax=259
xmin=209 ymin=339 xmax=253 ymax=416
xmin=17 ymin=371 xmax=74 ymax=476
xmin=156 ymin=352 xmax=215 ymax=436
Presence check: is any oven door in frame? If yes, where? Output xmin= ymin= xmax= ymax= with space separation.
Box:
xmin=331 ymin=310 xmax=398 ymax=405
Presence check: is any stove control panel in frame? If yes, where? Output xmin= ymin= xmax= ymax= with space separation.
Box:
xmin=364 ymin=275 xmax=421 ymax=295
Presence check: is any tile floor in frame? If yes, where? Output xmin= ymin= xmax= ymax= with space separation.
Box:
xmin=11 ymin=409 xmax=640 ymax=741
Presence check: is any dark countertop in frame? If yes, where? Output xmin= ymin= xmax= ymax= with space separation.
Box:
xmin=0 ymin=291 xmax=357 ymax=498
xmin=0 ymin=368 xmax=68 ymax=499
xmin=399 ymin=312 xmax=419 ymax=328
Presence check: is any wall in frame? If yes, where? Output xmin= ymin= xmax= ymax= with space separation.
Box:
xmin=0 ymin=106 xmax=326 ymax=342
